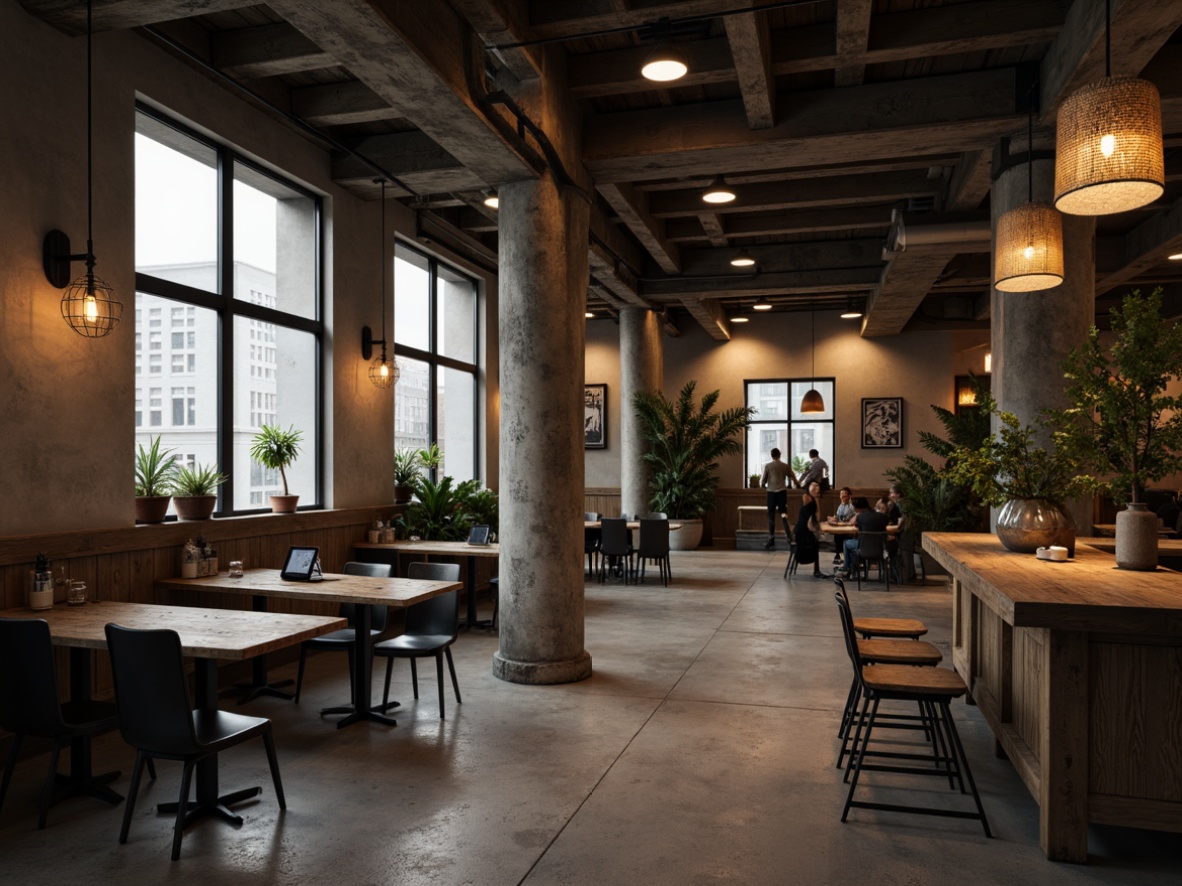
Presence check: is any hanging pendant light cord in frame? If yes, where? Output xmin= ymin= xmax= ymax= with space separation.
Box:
xmin=1027 ymin=88 xmax=1034 ymax=203
xmin=86 ymin=0 xmax=95 ymax=280
xmin=810 ymin=312 xmax=815 ymax=384
xmin=380 ymin=178 xmax=388 ymax=363
xmin=1105 ymin=0 xmax=1111 ymax=78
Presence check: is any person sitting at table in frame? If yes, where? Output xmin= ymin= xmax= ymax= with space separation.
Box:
xmin=794 ymin=490 xmax=824 ymax=578
xmin=839 ymin=497 xmax=888 ymax=579
xmin=874 ymin=497 xmax=889 ymax=515
xmin=831 ymin=487 xmax=856 ymax=524
xmin=808 ymin=481 xmax=824 ymax=522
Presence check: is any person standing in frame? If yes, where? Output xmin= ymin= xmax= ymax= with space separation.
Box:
xmin=798 ymin=449 xmax=829 ymax=494
xmin=794 ymin=490 xmax=825 ymax=578
xmin=760 ymin=448 xmax=797 ymax=550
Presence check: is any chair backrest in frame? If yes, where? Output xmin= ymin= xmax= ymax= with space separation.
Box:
xmin=104 ymin=624 xmax=198 ymax=756
xmin=833 ymin=588 xmax=865 ymax=678
xmin=583 ymin=512 xmax=599 ymax=521
xmin=405 ymin=561 xmax=462 ymax=636
xmin=0 ymin=618 xmax=67 ymax=737
xmin=643 ymin=512 xmax=668 ymax=520
xmin=599 ymin=518 xmax=631 ymax=557
xmin=342 ymin=561 xmax=393 ymax=631
xmin=856 ymin=531 xmax=888 ymax=560
xmin=636 ymin=518 xmax=670 ymax=557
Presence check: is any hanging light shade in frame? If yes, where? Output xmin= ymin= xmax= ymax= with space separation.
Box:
xmin=641 ymin=40 xmax=688 ymax=82
xmin=701 ymin=176 xmax=736 ymax=204
xmin=994 ymin=201 xmax=1064 ymax=291
xmin=839 ymin=297 xmax=863 ymax=319
xmin=801 ymin=311 xmax=825 ymax=413
xmin=483 ymin=189 xmax=499 ymax=209
xmin=752 ymin=296 xmax=771 ymax=311
xmin=60 ymin=268 xmax=122 ymax=336
xmin=730 ymin=248 xmax=756 ymax=268
xmin=369 ymin=350 xmax=397 ymax=388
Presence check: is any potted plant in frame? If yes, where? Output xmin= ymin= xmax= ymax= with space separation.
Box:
xmin=633 ymin=381 xmax=755 ymax=549
xmin=393 ymin=447 xmax=420 ymax=504
xmin=249 ymin=424 xmax=303 ymax=513
xmin=418 ymin=442 xmax=443 ymax=479
xmin=947 ymin=408 xmax=1088 ymax=554
xmin=749 ymin=473 xmax=760 ymax=489
xmin=170 ymin=463 xmax=228 ymax=521
xmin=135 ymin=436 xmax=178 ymax=524
xmin=1052 ymin=289 xmax=1182 ymax=569
xmin=397 ymin=475 xmax=480 ymax=541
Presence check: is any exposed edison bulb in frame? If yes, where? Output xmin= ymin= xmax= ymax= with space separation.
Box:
xmin=379 ymin=362 xmax=390 ymax=378
xmin=1023 ymin=245 xmax=1035 ymax=260
xmin=84 ymin=294 xmax=98 ymax=322
xmin=1100 ymin=133 xmax=1116 ymax=157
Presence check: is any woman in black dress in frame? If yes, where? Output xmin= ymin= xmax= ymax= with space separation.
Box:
xmin=794 ymin=491 xmax=824 ymax=578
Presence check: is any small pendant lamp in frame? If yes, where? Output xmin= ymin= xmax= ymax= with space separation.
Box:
xmin=363 ymin=179 xmax=398 ymax=389
xmin=995 ymin=89 xmax=1064 ymax=292
xmin=43 ymin=0 xmax=123 ymax=337
xmin=1053 ymin=0 xmax=1164 ymax=215
xmin=801 ymin=312 xmax=825 ymax=414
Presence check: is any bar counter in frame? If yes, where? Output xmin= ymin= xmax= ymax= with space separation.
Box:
xmin=922 ymin=532 xmax=1182 ymax=862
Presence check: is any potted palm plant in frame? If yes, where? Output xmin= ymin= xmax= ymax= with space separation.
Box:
xmin=393 ymin=447 xmax=420 ymax=504
xmin=1052 ymin=289 xmax=1182 ymax=569
xmin=633 ymin=381 xmax=755 ymax=549
xmin=135 ymin=436 xmax=178 ymax=524
xmin=170 ymin=463 xmax=228 ymax=521
xmin=250 ymin=424 xmax=303 ymax=513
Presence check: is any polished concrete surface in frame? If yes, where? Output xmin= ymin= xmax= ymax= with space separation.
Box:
xmin=1 ymin=549 xmax=1179 ymax=884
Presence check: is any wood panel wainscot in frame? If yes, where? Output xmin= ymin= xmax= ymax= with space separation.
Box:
xmin=923 ymin=532 xmax=1182 ymax=863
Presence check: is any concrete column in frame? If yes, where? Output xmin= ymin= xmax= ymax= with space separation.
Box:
xmin=619 ymin=307 xmax=664 ymax=518
xmin=991 ymin=157 xmax=1095 ymax=531
xmin=492 ymin=172 xmax=593 ymax=685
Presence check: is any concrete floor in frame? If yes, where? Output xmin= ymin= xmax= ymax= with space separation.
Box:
xmin=1 ymin=549 xmax=1179 ymax=884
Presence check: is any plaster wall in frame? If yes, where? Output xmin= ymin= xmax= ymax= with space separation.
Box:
xmin=586 ymin=312 xmax=980 ymax=490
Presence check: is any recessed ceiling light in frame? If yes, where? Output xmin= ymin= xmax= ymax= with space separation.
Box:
xmin=702 ymin=176 xmax=736 ymax=204
xmin=731 ymin=249 xmax=756 ymax=268
xmin=641 ymin=41 xmax=688 ymax=82
xmin=585 ymin=311 xmax=594 ymax=319
xmin=752 ymin=297 xmax=772 ymax=311
xmin=730 ymin=315 xmax=749 ymax=323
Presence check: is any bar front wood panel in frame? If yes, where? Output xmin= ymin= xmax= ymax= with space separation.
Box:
xmin=925 ymin=532 xmax=1182 ymax=862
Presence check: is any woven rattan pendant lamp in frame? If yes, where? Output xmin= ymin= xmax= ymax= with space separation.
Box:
xmin=995 ymin=91 xmax=1064 ymax=292
xmin=1053 ymin=0 xmax=1163 ymax=215
xmin=801 ymin=311 xmax=824 ymax=414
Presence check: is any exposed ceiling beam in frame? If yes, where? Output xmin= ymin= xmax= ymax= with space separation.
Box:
xmin=585 ymin=68 xmax=1025 ymax=183
xmin=834 ymin=0 xmax=873 ymax=88
xmin=598 ymin=182 xmax=681 ymax=274
xmin=863 ymin=253 xmax=956 ymax=337
xmin=292 ymin=80 xmax=394 ymax=126
xmin=698 ymin=214 xmax=729 ymax=248
xmin=331 ymin=132 xmax=488 ymax=195
xmin=943 ymin=149 xmax=994 ymax=212
xmin=271 ymin=0 xmax=534 ymax=184
xmin=640 ymin=268 xmax=881 ymax=300
xmin=664 ymin=206 xmax=893 ymax=242
xmin=678 ymin=237 xmax=883 ymax=277
xmin=17 ymin=0 xmax=253 ymax=33
xmin=681 ymin=298 xmax=732 ymax=341
xmin=588 ymin=243 xmax=648 ymax=308
xmin=212 ymin=23 xmax=333 ymax=79
xmin=1096 ymin=196 xmax=1182 ymax=294
xmin=724 ymin=11 xmax=775 ymax=130
xmin=647 ymin=170 xmax=941 ymax=217
xmin=528 ymin=0 xmax=745 ymax=38
xmin=450 ymin=0 xmax=542 ymax=81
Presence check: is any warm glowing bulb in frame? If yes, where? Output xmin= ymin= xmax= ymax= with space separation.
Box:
xmin=1169 ymin=252 xmax=1182 ymax=261
xmin=379 ymin=363 xmax=389 ymax=378
xmin=730 ymin=316 xmax=749 ymax=323
xmin=984 ymin=352 xmax=992 ymax=373
xmin=483 ymin=193 xmax=499 ymax=209
xmin=752 ymin=302 xmax=771 ymax=311
xmin=1100 ymin=133 xmax=1115 ymax=157
xmin=84 ymin=295 xmax=98 ymax=322
xmin=585 ymin=311 xmax=594 ymax=318
xmin=641 ymin=58 xmax=688 ymax=82
xmin=1023 ymin=245 xmax=1035 ymax=260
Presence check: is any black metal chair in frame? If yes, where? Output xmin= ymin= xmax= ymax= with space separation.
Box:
xmin=294 ymin=561 xmax=392 ymax=703
xmin=374 ymin=562 xmax=463 ymax=719
xmin=854 ymin=531 xmax=890 ymax=591
xmin=598 ymin=518 xmax=635 ymax=583
xmin=0 ymin=618 xmax=123 ymax=829
xmin=584 ymin=511 xmax=601 ymax=577
xmin=104 ymin=624 xmax=285 ymax=860
xmin=636 ymin=518 xmax=671 ymax=586
xmin=782 ymin=533 xmax=799 ymax=578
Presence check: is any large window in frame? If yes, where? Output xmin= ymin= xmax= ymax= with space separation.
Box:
xmin=745 ymin=379 xmax=835 ymax=483
xmin=393 ymin=243 xmax=479 ymax=481
xmin=134 ymin=106 xmax=322 ymax=515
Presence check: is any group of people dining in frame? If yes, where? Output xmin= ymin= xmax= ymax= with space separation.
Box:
xmin=758 ymin=447 xmax=903 ymax=579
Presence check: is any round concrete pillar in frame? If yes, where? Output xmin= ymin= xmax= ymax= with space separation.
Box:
xmin=619 ymin=307 xmax=663 ymax=519
xmin=492 ymin=173 xmax=592 ymax=685
xmin=991 ymin=157 xmax=1095 ymax=530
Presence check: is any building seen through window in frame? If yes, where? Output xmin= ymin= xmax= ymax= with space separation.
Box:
xmin=745 ymin=379 xmax=835 ymax=483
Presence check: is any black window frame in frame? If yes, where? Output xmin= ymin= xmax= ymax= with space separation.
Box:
xmin=134 ymin=102 xmax=324 ymax=516
xmin=744 ymin=377 xmax=837 ymax=483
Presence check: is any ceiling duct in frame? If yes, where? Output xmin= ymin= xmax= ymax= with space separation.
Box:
xmin=884 ymin=210 xmax=992 ymax=258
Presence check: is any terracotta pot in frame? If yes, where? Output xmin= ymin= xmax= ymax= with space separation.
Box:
xmin=173 ymin=495 xmax=217 ymax=521
xmin=669 ymin=518 xmax=703 ymax=550
xmin=394 ymin=484 xmax=414 ymax=504
xmin=995 ymin=498 xmax=1075 ymax=555
xmin=135 ymin=495 xmax=171 ymax=524
xmin=1115 ymin=502 xmax=1158 ymax=570
xmin=270 ymin=494 xmax=300 ymax=514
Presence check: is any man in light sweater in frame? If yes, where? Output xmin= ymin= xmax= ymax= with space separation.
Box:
xmin=760 ymin=448 xmax=797 ymax=550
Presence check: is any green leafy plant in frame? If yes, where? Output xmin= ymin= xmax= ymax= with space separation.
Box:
xmin=885 ymin=456 xmax=970 ymax=544
xmin=918 ymin=374 xmax=995 ymax=462
xmin=170 ymin=463 xmax=228 ymax=497
xmin=393 ymin=448 xmax=421 ymax=486
xmin=633 ymin=381 xmax=755 ymax=520
xmin=249 ymin=424 xmax=303 ymax=496
xmin=1052 ymin=289 xmax=1182 ymax=505
xmin=947 ymin=408 xmax=1087 ymax=508
xmin=398 ymin=475 xmax=480 ymax=540
xmin=791 ymin=454 xmax=808 ymax=477
xmin=418 ymin=442 xmax=443 ymax=471
xmin=458 ymin=485 xmax=499 ymax=537
xmin=135 ymin=437 xmax=179 ymax=497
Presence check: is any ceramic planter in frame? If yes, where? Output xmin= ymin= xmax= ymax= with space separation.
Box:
xmin=135 ymin=495 xmax=171 ymax=524
xmin=270 ymin=494 xmax=299 ymax=513
xmin=669 ymin=518 xmax=703 ymax=550
xmin=173 ymin=495 xmax=217 ymax=521
xmin=995 ymin=498 xmax=1075 ymax=555
xmin=1115 ymin=502 xmax=1158 ymax=570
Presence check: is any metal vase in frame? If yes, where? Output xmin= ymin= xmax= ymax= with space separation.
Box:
xmin=995 ymin=498 xmax=1076 ymax=555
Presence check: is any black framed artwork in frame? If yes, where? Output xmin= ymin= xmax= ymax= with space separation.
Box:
xmin=861 ymin=398 xmax=903 ymax=449
xmin=585 ymin=384 xmax=607 ymax=449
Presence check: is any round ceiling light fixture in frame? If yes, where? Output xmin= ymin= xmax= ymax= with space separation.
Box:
xmin=701 ymin=176 xmax=736 ymax=205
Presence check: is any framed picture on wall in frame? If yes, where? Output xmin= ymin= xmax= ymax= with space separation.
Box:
xmin=862 ymin=397 xmax=903 ymax=449
xmin=585 ymin=384 xmax=607 ymax=449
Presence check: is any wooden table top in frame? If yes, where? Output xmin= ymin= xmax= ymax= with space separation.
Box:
xmin=1091 ymin=523 xmax=1175 ymax=538
xmin=354 ymin=540 xmax=501 ymax=558
xmin=0 ymin=601 xmax=346 ymax=660
xmin=585 ymin=520 xmax=684 ymax=530
xmin=923 ymin=532 xmax=1182 ymax=634
xmin=821 ymin=522 xmax=898 ymax=536
xmin=156 ymin=568 xmax=461 ymax=607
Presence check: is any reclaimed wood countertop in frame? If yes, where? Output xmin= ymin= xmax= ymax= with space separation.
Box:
xmin=156 ymin=568 xmax=460 ymax=607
